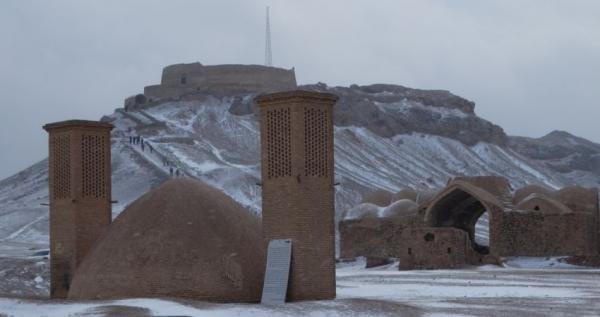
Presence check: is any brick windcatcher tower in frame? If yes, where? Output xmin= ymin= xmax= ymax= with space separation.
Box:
xmin=255 ymin=90 xmax=338 ymax=301
xmin=43 ymin=120 xmax=113 ymax=298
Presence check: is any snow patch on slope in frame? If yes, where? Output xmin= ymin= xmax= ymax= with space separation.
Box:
xmin=0 ymin=95 xmax=583 ymax=246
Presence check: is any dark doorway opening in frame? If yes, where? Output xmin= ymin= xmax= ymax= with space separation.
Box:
xmin=427 ymin=188 xmax=491 ymax=255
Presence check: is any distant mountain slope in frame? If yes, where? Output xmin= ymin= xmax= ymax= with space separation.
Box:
xmin=509 ymin=131 xmax=600 ymax=186
xmin=1 ymin=83 xmax=598 ymax=246
xmin=303 ymin=83 xmax=507 ymax=145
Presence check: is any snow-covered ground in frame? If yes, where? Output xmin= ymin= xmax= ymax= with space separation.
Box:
xmin=1 ymin=260 xmax=599 ymax=317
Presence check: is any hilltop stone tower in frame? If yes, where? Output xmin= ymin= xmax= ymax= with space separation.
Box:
xmin=256 ymin=90 xmax=338 ymax=301
xmin=43 ymin=120 xmax=113 ymax=298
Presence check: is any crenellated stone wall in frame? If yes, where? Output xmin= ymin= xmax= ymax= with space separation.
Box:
xmin=140 ymin=63 xmax=297 ymax=101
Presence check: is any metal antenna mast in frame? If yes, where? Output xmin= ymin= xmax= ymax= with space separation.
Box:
xmin=265 ymin=6 xmax=272 ymax=67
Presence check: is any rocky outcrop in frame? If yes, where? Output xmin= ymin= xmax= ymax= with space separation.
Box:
xmin=509 ymin=131 xmax=600 ymax=186
xmin=301 ymin=83 xmax=508 ymax=146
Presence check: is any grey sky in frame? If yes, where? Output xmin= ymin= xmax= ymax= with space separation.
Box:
xmin=0 ymin=0 xmax=599 ymax=179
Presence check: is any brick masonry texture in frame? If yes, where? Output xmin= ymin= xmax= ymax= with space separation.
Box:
xmin=397 ymin=227 xmax=481 ymax=270
xmin=141 ymin=63 xmax=297 ymax=101
xmin=67 ymin=178 xmax=265 ymax=302
xmin=339 ymin=176 xmax=599 ymax=270
xmin=498 ymin=212 xmax=597 ymax=256
xmin=256 ymin=90 xmax=338 ymax=301
xmin=43 ymin=120 xmax=113 ymax=299
xmin=339 ymin=217 xmax=425 ymax=260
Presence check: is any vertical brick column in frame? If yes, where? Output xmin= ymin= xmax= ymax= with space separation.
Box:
xmin=255 ymin=90 xmax=338 ymax=301
xmin=43 ymin=120 xmax=113 ymax=298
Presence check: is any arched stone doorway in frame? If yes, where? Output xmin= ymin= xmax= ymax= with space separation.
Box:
xmin=424 ymin=181 xmax=504 ymax=256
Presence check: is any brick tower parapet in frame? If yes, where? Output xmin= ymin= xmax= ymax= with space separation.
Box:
xmin=43 ymin=120 xmax=113 ymax=298
xmin=255 ymin=90 xmax=338 ymax=301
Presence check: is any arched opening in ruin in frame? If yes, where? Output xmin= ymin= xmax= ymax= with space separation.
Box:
xmin=425 ymin=187 xmax=496 ymax=255
xmin=474 ymin=211 xmax=489 ymax=249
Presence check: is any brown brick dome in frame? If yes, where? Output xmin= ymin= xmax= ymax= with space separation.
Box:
xmin=343 ymin=203 xmax=381 ymax=220
xmin=515 ymin=193 xmax=572 ymax=214
xmin=392 ymin=188 xmax=418 ymax=203
xmin=68 ymin=178 xmax=265 ymax=302
xmin=381 ymin=199 xmax=419 ymax=219
xmin=513 ymin=184 xmax=553 ymax=205
xmin=362 ymin=189 xmax=394 ymax=207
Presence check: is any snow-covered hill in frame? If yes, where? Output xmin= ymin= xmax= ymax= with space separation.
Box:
xmin=1 ymin=84 xmax=599 ymax=247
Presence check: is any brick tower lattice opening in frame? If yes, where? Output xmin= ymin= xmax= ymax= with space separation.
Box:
xmin=256 ymin=90 xmax=338 ymax=301
xmin=43 ymin=120 xmax=113 ymax=299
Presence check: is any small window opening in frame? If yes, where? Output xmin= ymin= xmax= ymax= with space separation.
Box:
xmin=534 ymin=205 xmax=540 ymax=211
xmin=181 ymin=75 xmax=187 ymax=85
xmin=447 ymin=247 xmax=452 ymax=254
xmin=408 ymin=248 xmax=412 ymax=255
xmin=424 ymin=232 xmax=435 ymax=242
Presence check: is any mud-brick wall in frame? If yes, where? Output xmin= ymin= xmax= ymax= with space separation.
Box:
xmin=397 ymin=227 xmax=475 ymax=270
xmin=339 ymin=218 xmax=400 ymax=259
xmin=160 ymin=63 xmax=297 ymax=93
xmin=339 ymin=216 xmax=426 ymax=259
xmin=497 ymin=212 xmax=598 ymax=257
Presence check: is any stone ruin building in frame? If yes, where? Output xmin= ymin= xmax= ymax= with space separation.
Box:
xmin=124 ymin=62 xmax=297 ymax=110
xmin=44 ymin=89 xmax=337 ymax=302
xmin=256 ymin=90 xmax=338 ymax=301
xmin=340 ymin=176 xmax=600 ymax=269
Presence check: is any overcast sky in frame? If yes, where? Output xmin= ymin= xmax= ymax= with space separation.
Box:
xmin=0 ymin=1 xmax=599 ymax=179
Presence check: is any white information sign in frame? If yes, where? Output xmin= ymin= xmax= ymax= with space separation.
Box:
xmin=261 ymin=239 xmax=292 ymax=305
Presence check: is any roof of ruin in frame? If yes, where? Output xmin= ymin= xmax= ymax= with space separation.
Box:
xmin=343 ymin=202 xmax=381 ymax=220
xmin=513 ymin=184 xmax=598 ymax=213
xmin=381 ymin=199 xmax=419 ymax=219
xmin=68 ymin=178 xmax=265 ymax=302
xmin=424 ymin=180 xmax=505 ymax=225
xmin=254 ymin=90 xmax=339 ymax=104
xmin=554 ymin=186 xmax=599 ymax=213
xmin=414 ymin=189 xmax=440 ymax=206
xmin=452 ymin=176 xmax=511 ymax=197
xmin=431 ymin=180 xmax=504 ymax=210
xmin=162 ymin=62 xmax=295 ymax=73
xmin=43 ymin=120 xmax=114 ymax=131
xmin=362 ymin=189 xmax=394 ymax=207
xmin=514 ymin=193 xmax=572 ymax=214
xmin=512 ymin=184 xmax=553 ymax=205
xmin=392 ymin=188 xmax=418 ymax=203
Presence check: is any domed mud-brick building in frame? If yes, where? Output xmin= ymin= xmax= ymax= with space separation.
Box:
xmin=340 ymin=176 xmax=600 ymax=270
xmin=68 ymin=178 xmax=265 ymax=302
